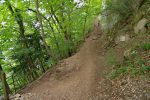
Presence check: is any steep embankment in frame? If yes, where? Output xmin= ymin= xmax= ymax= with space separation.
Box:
xmin=11 ymin=5 xmax=150 ymax=99
xmin=11 ymin=21 xmax=108 ymax=100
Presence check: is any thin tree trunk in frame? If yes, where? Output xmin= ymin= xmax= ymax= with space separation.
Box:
xmin=35 ymin=0 xmax=51 ymax=57
xmin=7 ymin=1 xmax=38 ymax=79
xmin=83 ymin=0 xmax=91 ymax=39
xmin=0 ymin=64 xmax=11 ymax=97
xmin=50 ymin=3 xmax=71 ymax=41
xmin=49 ymin=6 xmax=64 ymax=32
xmin=27 ymin=8 xmax=61 ymax=56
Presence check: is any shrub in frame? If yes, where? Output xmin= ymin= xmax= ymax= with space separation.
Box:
xmin=105 ymin=0 xmax=141 ymax=19
xmin=109 ymin=42 xmax=150 ymax=79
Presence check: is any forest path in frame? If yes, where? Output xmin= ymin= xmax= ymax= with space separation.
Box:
xmin=20 ymin=21 xmax=107 ymax=100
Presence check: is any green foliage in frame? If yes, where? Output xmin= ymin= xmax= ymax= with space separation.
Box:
xmin=0 ymin=0 xmax=102 ymax=95
xmin=142 ymin=43 xmax=150 ymax=51
xmin=105 ymin=48 xmax=118 ymax=65
xmin=109 ymin=43 xmax=150 ymax=79
xmin=106 ymin=0 xmax=141 ymax=19
xmin=109 ymin=65 xmax=128 ymax=79
xmin=101 ymin=0 xmax=149 ymax=35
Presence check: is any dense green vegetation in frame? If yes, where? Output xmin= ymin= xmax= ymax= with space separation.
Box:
xmin=0 ymin=0 xmax=102 ymax=95
xmin=0 ymin=0 xmax=149 ymax=98
xmin=102 ymin=0 xmax=150 ymax=79
xmin=110 ymin=43 xmax=150 ymax=79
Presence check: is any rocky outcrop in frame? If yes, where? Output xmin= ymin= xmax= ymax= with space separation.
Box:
xmin=134 ymin=18 xmax=148 ymax=34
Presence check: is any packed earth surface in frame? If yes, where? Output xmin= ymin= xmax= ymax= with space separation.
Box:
xmin=11 ymin=21 xmax=150 ymax=100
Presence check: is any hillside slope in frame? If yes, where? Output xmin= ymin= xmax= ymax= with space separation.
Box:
xmin=11 ymin=21 xmax=108 ymax=100
xmin=10 ymin=1 xmax=150 ymax=99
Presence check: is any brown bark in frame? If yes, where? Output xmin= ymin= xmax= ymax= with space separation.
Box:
xmin=35 ymin=0 xmax=51 ymax=57
xmin=0 ymin=64 xmax=11 ymax=99
xmin=6 ymin=1 xmax=38 ymax=79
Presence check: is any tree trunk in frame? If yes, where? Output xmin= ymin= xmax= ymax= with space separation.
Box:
xmin=0 ymin=64 xmax=10 ymax=99
xmin=7 ymin=1 xmax=38 ymax=79
xmin=35 ymin=0 xmax=51 ymax=58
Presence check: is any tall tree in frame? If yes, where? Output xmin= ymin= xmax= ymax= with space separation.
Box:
xmin=35 ymin=0 xmax=51 ymax=57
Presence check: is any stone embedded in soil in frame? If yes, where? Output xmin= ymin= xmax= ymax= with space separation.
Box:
xmin=134 ymin=18 xmax=148 ymax=34
xmin=115 ymin=34 xmax=130 ymax=43
xmin=92 ymin=36 xmax=98 ymax=40
xmin=11 ymin=93 xmax=36 ymax=100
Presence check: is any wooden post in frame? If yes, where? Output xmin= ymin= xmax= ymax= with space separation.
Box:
xmin=0 ymin=71 xmax=9 ymax=100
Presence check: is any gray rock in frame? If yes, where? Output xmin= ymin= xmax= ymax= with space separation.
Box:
xmin=115 ymin=34 xmax=130 ymax=43
xmin=0 ymin=96 xmax=4 ymax=100
xmin=15 ymin=94 xmax=21 ymax=98
xmin=124 ymin=49 xmax=130 ymax=58
xmin=134 ymin=18 xmax=148 ymax=34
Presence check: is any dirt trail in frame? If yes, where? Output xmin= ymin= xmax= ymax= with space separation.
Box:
xmin=20 ymin=21 xmax=107 ymax=100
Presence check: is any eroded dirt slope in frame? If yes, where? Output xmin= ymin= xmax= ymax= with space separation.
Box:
xmin=11 ymin=19 xmax=150 ymax=100
xmin=16 ymin=21 xmax=107 ymax=100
